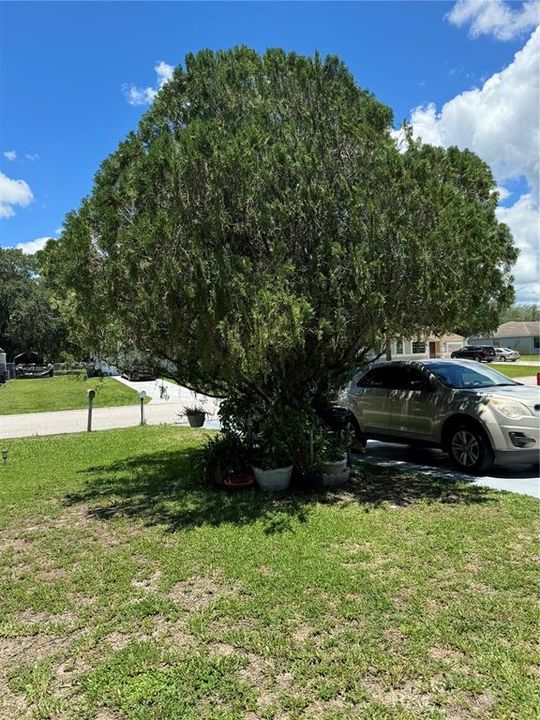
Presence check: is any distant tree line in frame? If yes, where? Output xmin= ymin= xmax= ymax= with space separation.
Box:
xmin=499 ymin=304 xmax=539 ymax=324
xmin=0 ymin=247 xmax=75 ymax=361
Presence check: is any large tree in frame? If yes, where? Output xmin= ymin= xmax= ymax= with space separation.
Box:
xmin=0 ymin=247 xmax=72 ymax=361
xmin=43 ymin=47 xmax=517 ymax=418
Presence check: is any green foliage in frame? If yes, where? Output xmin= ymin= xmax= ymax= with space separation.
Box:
xmin=499 ymin=303 xmax=539 ymax=323
xmin=42 ymin=47 xmax=518 ymax=421
xmin=199 ymin=431 xmax=254 ymax=480
xmin=0 ymin=247 xmax=72 ymax=361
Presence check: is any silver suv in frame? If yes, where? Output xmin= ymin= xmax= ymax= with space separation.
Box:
xmin=340 ymin=359 xmax=540 ymax=472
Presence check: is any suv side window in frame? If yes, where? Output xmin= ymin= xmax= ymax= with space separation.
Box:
xmin=358 ymin=367 xmax=401 ymax=389
xmin=403 ymin=367 xmax=431 ymax=391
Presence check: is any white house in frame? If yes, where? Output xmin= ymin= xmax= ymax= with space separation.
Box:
xmin=388 ymin=333 xmax=465 ymax=360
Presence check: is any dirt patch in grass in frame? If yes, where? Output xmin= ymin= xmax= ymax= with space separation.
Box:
xmin=0 ymin=681 xmax=32 ymax=720
xmin=131 ymin=569 xmax=162 ymax=591
xmin=362 ymin=674 xmax=432 ymax=712
xmin=59 ymin=506 xmax=122 ymax=546
xmin=237 ymin=651 xmax=279 ymax=711
xmin=168 ymin=574 xmax=240 ymax=611
xmin=0 ymin=635 xmax=69 ymax=667
xmin=428 ymin=644 xmax=467 ymax=663
xmin=444 ymin=690 xmax=495 ymax=719
xmin=13 ymin=610 xmax=76 ymax=627
xmin=0 ymin=537 xmax=33 ymax=553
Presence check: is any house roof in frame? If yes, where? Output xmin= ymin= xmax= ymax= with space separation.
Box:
xmin=495 ymin=321 xmax=540 ymax=338
xmin=426 ymin=333 xmax=465 ymax=342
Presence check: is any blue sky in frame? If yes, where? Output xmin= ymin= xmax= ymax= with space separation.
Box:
xmin=0 ymin=1 xmax=538 ymax=300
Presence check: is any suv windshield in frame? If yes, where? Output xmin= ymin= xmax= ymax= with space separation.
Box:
xmin=428 ymin=362 xmax=519 ymax=389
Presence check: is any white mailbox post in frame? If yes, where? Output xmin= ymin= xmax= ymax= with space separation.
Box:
xmin=138 ymin=390 xmax=147 ymax=425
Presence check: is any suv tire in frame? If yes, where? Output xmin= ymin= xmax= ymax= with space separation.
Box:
xmin=345 ymin=416 xmax=367 ymax=450
xmin=447 ymin=422 xmax=494 ymax=473
xmin=473 ymin=354 xmax=481 ymax=362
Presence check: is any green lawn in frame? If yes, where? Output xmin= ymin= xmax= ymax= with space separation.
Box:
xmin=0 ymin=376 xmax=150 ymax=415
xmin=491 ymin=363 xmax=540 ymax=379
xmin=519 ymin=355 xmax=540 ymax=362
xmin=0 ymin=426 xmax=538 ymax=719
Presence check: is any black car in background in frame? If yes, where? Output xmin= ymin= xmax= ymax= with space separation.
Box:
xmin=451 ymin=345 xmax=496 ymax=362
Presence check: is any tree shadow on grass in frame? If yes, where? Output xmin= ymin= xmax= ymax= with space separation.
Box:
xmin=64 ymin=445 xmax=494 ymax=535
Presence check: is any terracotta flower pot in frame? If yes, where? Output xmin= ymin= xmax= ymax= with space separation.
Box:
xmin=223 ymin=474 xmax=255 ymax=491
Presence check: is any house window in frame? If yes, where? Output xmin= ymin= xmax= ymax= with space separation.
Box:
xmin=412 ymin=341 xmax=426 ymax=354
xmin=534 ymin=337 xmax=540 ymax=349
xmin=395 ymin=339 xmax=404 ymax=354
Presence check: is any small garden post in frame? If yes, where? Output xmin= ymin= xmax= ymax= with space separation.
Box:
xmin=139 ymin=390 xmax=147 ymax=425
xmin=86 ymin=388 xmax=95 ymax=432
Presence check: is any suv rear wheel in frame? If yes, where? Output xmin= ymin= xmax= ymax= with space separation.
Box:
xmin=473 ymin=354 xmax=481 ymax=362
xmin=447 ymin=423 xmax=493 ymax=473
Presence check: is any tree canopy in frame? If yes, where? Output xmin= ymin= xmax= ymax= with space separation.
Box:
xmin=43 ymin=47 xmax=518 ymax=409
xmin=0 ymin=247 xmax=72 ymax=361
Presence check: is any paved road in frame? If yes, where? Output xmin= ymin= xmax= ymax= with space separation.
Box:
xmin=0 ymin=378 xmax=221 ymax=439
xmin=358 ymin=440 xmax=539 ymax=499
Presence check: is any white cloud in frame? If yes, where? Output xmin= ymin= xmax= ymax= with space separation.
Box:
xmin=495 ymin=186 xmax=511 ymax=201
xmin=15 ymin=236 xmax=52 ymax=254
xmin=496 ymin=194 xmax=539 ymax=295
xmin=399 ymin=27 xmax=540 ymax=304
xmin=447 ymin=0 xmax=540 ymax=41
xmin=123 ymin=60 xmax=174 ymax=106
xmin=0 ymin=171 xmax=34 ymax=218
xmin=25 ymin=153 xmax=39 ymax=161
xmin=3 ymin=150 xmax=16 ymax=161
xmin=405 ymin=27 xmax=540 ymax=198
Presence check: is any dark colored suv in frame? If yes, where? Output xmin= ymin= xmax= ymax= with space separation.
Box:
xmin=451 ymin=345 xmax=496 ymax=363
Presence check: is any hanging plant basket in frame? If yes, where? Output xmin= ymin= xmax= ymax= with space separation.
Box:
xmin=186 ymin=410 xmax=206 ymax=428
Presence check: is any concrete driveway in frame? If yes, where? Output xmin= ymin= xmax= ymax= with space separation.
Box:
xmin=357 ymin=440 xmax=539 ymax=499
xmin=115 ymin=376 xmax=222 ymax=413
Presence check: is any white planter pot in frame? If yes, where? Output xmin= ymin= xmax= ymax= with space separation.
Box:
xmin=321 ymin=467 xmax=351 ymax=488
xmin=253 ymin=465 xmax=293 ymax=491
xmin=320 ymin=455 xmax=348 ymax=475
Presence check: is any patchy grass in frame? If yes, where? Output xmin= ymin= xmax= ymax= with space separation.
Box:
xmin=0 ymin=376 xmax=150 ymax=415
xmin=518 ymin=355 xmax=540 ymax=362
xmin=0 ymin=425 xmax=538 ymax=719
xmin=491 ymin=363 xmax=539 ymax=379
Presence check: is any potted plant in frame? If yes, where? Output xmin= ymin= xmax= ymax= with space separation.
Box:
xmin=306 ymin=425 xmax=353 ymax=489
xmin=182 ymin=404 xmax=207 ymax=427
xmin=252 ymin=417 xmax=294 ymax=492
xmin=253 ymin=454 xmax=294 ymax=491
xmin=202 ymin=432 xmax=255 ymax=489
xmin=320 ymin=433 xmax=348 ymax=475
xmin=180 ymin=392 xmax=208 ymax=428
